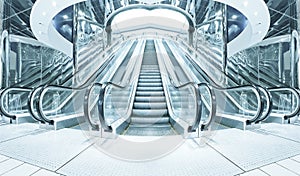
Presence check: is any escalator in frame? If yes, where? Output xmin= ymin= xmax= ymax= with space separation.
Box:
xmin=123 ymin=40 xmax=177 ymax=136
xmin=166 ymin=39 xmax=299 ymax=125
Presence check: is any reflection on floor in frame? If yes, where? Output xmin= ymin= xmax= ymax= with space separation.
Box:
xmin=0 ymin=122 xmax=300 ymax=175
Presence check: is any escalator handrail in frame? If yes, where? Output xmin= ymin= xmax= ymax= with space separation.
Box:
xmin=255 ymin=86 xmax=273 ymax=123
xmin=197 ymin=82 xmax=216 ymax=130
xmin=0 ymin=87 xmax=32 ymax=120
xmin=84 ymin=81 xmax=130 ymax=131
xmin=168 ymin=41 xmax=268 ymax=123
xmin=37 ymin=40 xmax=145 ymax=126
xmin=268 ymin=87 xmax=300 ymax=119
xmin=5 ymin=40 xmax=123 ymax=122
xmin=33 ymin=45 xmax=130 ymax=123
xmin=37 ymin=40 xmax=142 ymax=125
xmin=84 ymin=82 xmax=112 ymax=131
xmin=37 ymin=83 xmax=96 ymax=124
xmin=156 ymin=40 xmax=208 ymax=132
xmin=91 ymin=40 xmax=145 ymax=131
xmin=28 ymin=86 xmax=45 ymax=122
xmin=208 ymin=84 xmax=264 ymax=124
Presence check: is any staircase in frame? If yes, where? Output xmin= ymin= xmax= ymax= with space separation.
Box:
xmin=124 ymin=40 xmax=176 ymax=136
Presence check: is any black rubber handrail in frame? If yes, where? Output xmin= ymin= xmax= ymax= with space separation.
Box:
xmin=0 ymin=87 xmax=32 ymax=120
xmin=32 ymin=42 xmax=132 ymax=123
xmin=268 ymin=87 xmax=300 ymax=120
xmin=28 ymin=86 xmax=45 ymax=123
xmin=255 ymin=86 xmax=273 ymax=123
xmin=86 ymin=40 xmax=146 ymax=132
xmin=157 ymin=40 xmax=214 ymax=132
xmin=7 ymin=43 xmax=118 ymax=123
xmin=210 ymin=84 xmax=264 ymax=125
xmin=168 ymin=80 xmax=205 ymax=132
xmin=36 ymin=40 xmax=143 ymax=126
xmin=167 ymin=40 xmax=271 ymax=124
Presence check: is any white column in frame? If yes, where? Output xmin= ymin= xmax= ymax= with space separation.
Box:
xmin=298 ymin=0 xmax=300 ymax=34
xmin=0 ymin=0 xmax=3 ymax=34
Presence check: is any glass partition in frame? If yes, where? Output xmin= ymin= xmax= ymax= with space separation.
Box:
xmin=228 ymin=39 xmax=292 ymax=87
xmin=194 ymin=1 xmax=226 ymax=72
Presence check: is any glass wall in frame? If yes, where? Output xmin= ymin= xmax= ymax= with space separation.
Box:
xmin=73 ymin=1 xmax=107 ymax=84
xmin=194 ymin=1 xmax=226 ymax=72
xmin=228 ymin=36 xmax=294 ymax=87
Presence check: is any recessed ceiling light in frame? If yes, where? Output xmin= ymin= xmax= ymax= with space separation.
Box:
xmin=243 ymin=1 xmax=248 ymax=7
xmin=52 ymin=1 xmax=57 ymax=7
xmin=254 ymin=12 xmax=258 ymax=16
xmin=42 ymin=12 xmax=46 ymax=16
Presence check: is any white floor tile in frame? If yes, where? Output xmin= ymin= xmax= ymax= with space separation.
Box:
xmin=0 ymin=159 xmax=23 ymax=175
xmin=291 ymin=155 xmax=300 ymax=163
xmin=239 ymin=169 xmax=269 ymax=176
xmin=31 ymin=169 xmax=60 ymax=176
xmin=2 ymin=163 xmax=40 ymax=176
xmin=260 ymin=163 xmax=297 ymax=176
xmin=277 ymin=158 xmax=300 ymax=175
xmin=0 ymin=155 xmax=8 ymax=162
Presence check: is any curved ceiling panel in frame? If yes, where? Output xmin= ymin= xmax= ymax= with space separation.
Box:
xmin=227 ymin=6 xmax=248 ymax=43
xmin=30 ymin=0 xmax=85 ymax=57
xmin=31 ymin=0 xmax=270 ymax=57
xmin=52 ymin=6 xmax=73 ymax=43
xmin=213 ymin=0 xmax=270 ymax=56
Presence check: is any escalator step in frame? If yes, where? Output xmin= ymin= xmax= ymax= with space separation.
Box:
xmin=130 ymin=117 xmax=169 ymax=124
xmin=138 ymin=82 xmax=162 ymax=87
xmin=125 ymin=125 xmax=176 ymax=136
xmin=135 ymin=96 xmax=165 ymax=102
xmin=137 ymin=87 xmax=163 ymax=91
xmin=139 ymin=75 xmax=161 ymax=79
xmin=132 ymin=109 xmax=168 ymax=117
xmin=139 ymin=73 xmax=161 ymax=76
xmin=139 ymin=78 xmax=162 ymax=83
xmin=136 ymin=91 xmax=164 ymax=96
xmin=134 ymin=102 xmax=167 ymax=109
xmin=129 ymin=124 xmax=171 ymax=128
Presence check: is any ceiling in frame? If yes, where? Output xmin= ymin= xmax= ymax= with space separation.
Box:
xmin=2 ymin=0 xmax=299 ymax=43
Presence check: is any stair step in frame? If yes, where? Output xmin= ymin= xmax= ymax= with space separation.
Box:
xmin=135 ymin=96 xmax=165 ymax=102
xmin=134 ymin=102 xmax=167 ymax=109
xmin=136 ymin=91 xmax=164 ymax=96
xmin=138 ymin=82 xmax=162 ymax=87
xmin=132 ymin=109 xmax=168 ymax=117
xmin=137 ymin=87 xmax=163 ymax=91
xmin=131 ymin=117 xmax=169 ymax=124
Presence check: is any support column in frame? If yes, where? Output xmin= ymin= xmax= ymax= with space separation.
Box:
xmin=188 ymin=26 xmax=194 ymax=46
xmin=297 ymin=0 xmax=300 ymax=33
xmin=278 ymin=43 xmax=283 ymax=82
xmin=221 ymin=4 xmax=228 ymax=73
xmin=106 ymin=26 xmax=112 ymax=46
xmin=0 ymin=0 xmax=3 ymax=34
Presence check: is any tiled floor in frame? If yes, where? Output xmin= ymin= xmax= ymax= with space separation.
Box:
xmin=1 ymin=122 xmax=300 ymax=175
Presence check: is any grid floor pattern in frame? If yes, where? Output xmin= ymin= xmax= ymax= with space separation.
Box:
xmin=207 ymin=128 xmax=300 ymax=171
xmin=0 ymin=123 xmax=300 ymax=175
